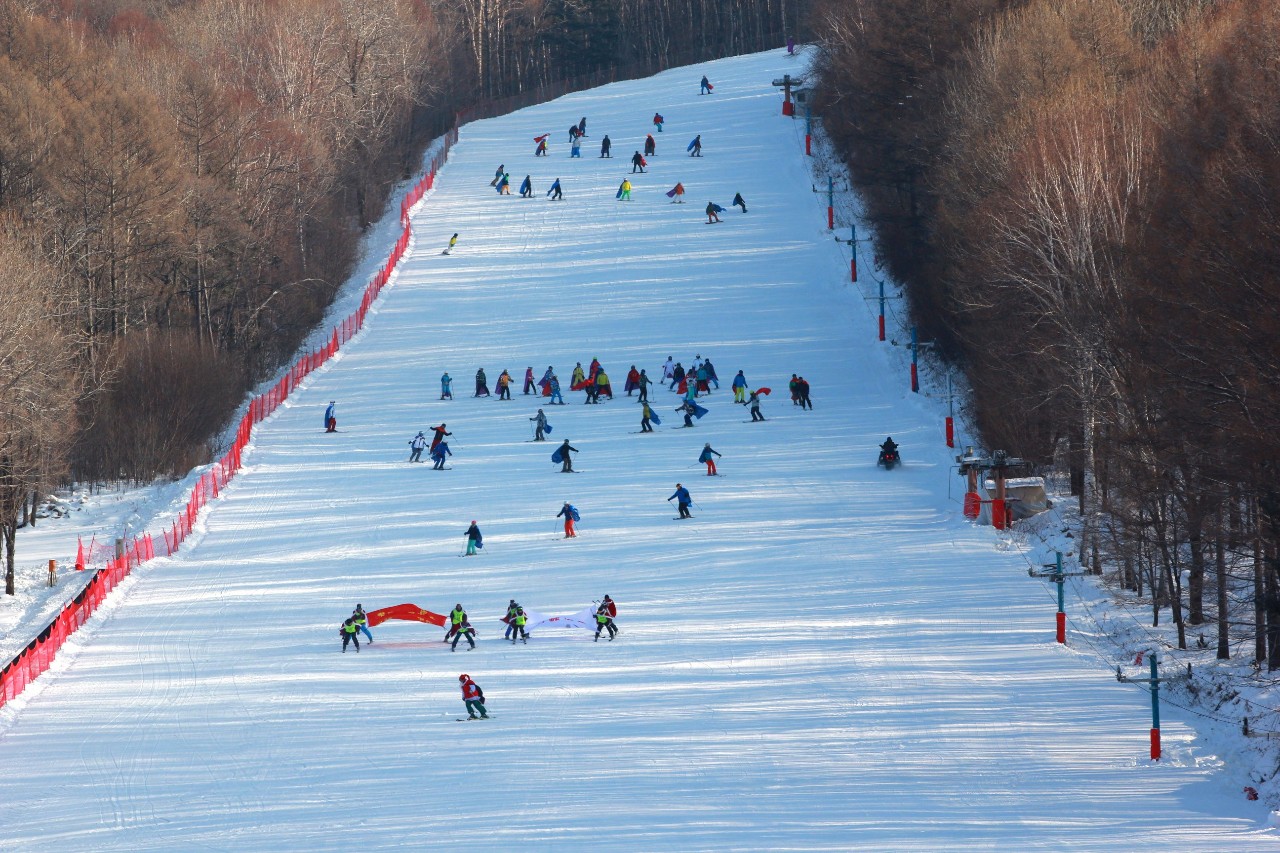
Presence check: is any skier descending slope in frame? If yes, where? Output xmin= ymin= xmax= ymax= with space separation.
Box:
xmin=699 ymin=443 xmax=722 ymax=476
xmin=340 ymin=617 xmax=361 ymax=653
xmin=553 ymin=439 xmax=578 ymax=473
xmin=430 ymin=440 xmax=451 ymax=469
xmin=557 ymin=501 xmax=580 ymax=538
xmin=324 ymin=401 xmax=337 ymax=432
xmin=408 ymin=432 xmax=427 ymax=462
xmin=464 ymin=522 xmax=483 ymax=555
xmin=668 ymin=483 xmax=693 ymax=518
xmin=458 ymin=674 xmax=489 ymax=719
xmin=530 ymin=408 xmax=549 ymax=441
xmin=451 ymin=618 xmax=477 ymax=651
xmin=594 ymin=603 xmax=618 ymax=642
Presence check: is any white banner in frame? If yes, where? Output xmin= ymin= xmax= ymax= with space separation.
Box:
xmin=524 ymin=605 xmax=597 ymax=633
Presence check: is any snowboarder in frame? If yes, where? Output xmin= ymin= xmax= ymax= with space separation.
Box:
xmin=797 ymin=376 xmax=813 ymax=410
xmin=430 ymin=423 xmax=452 ymax=451
xmin=511 ymin=607 xmax=529 ymax=643
xmin=490 ymin=164 xmax=504 ymax=186
xmin=524 ymin=366 xmax=536 ymax=395
xmin=666 ymin=182 xmax=685 ymax=203
xmin=744 ymin=389 xmax=766 ymax=422
xmin=644 ymin=133 xmax=656 ymax=157
xmin=547 ymin=178 xmax=563 ymax=200
xmin=519 ymin=175 xmax=533 ymax=198
xmin=430 ymin=440 xmax=452 ymax=469
xmin=668 ymin=483 xmax=693 ymax=518
xmin=640 ymin=401 xmax=657 ymax=433
xmin=600 ymin=134 xmax=612 ymax=158
xmin=340 ymin=617 xmax=361 ymax=653
xmin=444 ymin=233 xmax=459 ymax=254
xmin=637 ymin=369 xmax=653 ymax=403
xmin=497 ymin=369 xmax=513 ymax=399
xmin=549 ymin=374 xmax=565 ymax=404
xmin=465 ymin=522 xmax=482 ymax=556
xmin=732 ymin=192 xmax=747 ymax=213
xmin=459 ymin=674 xmax=488 ymax=718
xmin=440 ymin=373 xmax=453 ymax=400
xmin=557 ymin=502 xmax=579 ymax=538
xmin=451 ymin=618 xmax=477 ymax=651
xmin=530 ymin=408 xmax=548 ymax=441
xmin=732 ymin=370 xmax=747 ymax=403
xmin=631 ymin=151 xmax=646 ymax=173
xmin=653 ymin=112 xmax=664 ymax=132
xmin=700 ymin=75 xmax=713 ymax=95
xmin=594 ymin=603 xmax=618 ymax=641
xmin=324 ymin=401 xmax=337 ymax=433
xmin=699 ymin=443 xmax=722 ymax=476
xmin=446 ymin=604 xmax=467 ymax=640
xmin=617 ymin=178 xmax=632 ymax=201
xmin=705 ymin=201 xmax=722 ymax=223
xmin=497 ymin=172 xmax=511 ymax=194
xmin=555 ymin=439 xmax=578 ymax=473
xmin=534 ymin=134 xmax=548 ymax=156
xmin=352 ymin=604 xmax=373 ymax=643
xmin=409 ymin=431 xmax=427 ymax=462
xmin=475 ymin=367 xmax=490 ymax=397
xmin=689 ymin=135 xmax=702 ymax=157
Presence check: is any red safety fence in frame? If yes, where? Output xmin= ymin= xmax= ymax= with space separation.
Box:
xmin=0 ymin=126 xmax=460 ymax=712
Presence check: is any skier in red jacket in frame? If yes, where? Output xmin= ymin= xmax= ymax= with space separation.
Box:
xmin=459 ymin=674 xmax=489 ymax=719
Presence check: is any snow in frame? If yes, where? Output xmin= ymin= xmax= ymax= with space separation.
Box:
xmin=1 ymin=48 xmax=1278 ymax=849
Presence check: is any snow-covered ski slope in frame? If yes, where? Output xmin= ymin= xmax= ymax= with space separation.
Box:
xmin=1 ymin=49 xmax=1274 ymax=851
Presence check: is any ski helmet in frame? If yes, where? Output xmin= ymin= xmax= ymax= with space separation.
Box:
xmin=459 ymin=674 xmax=468 ymax=682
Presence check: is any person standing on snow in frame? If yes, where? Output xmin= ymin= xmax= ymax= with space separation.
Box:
xmin=676 ymin=400 xmax=698 ymax=428
xmin=594 ymin=603 xmax=618 ymax=642
xmin=666 ymin=182 xmax=685 ymax=203
xmin=503 ymin=600 xmax=520 ymax=641
xmin=444 ymin=233 xmax=459 ymax=254
xmin=409 ymin=431 xmax=427 ymax=462
xmin=731 ymin=370 xmax=747 ymax=403
xmin=549 ymin=374 xmax=565 ymax=404
xmin=547 ymin=178 xmax=563 ymax=200
xmin=430 ymin=440 xmax=452 ymax=469
xmin=465 ymin=522 xmax=483 ymax=556
xmin=475 ymin=368 xmax=490 ymax=397
xmin=524 ymin=366 xmax=536 ymax=395
xmin=695 ymin=362 xmax=711 ymax=395
xmin=571 ymin=136 xmax=582 ymax=158
xmin=662 ymin=356 xmax=675 ymax=382
xmin=557 ymin=502 xmax=578 ymax=538
xmin=534 ymin=134 xmax=548 ymax=156
xmin=700 ymin=75 xmax=712 ymax=95
xmin=699 ymin=443 xmax=722 ymax=476
xmin=689 ymin=135 xmax=703 ymax=157
xmin=789 ymin=374 xmax=801 ymax=406
xmin=653 ymin=112 xmax=664 ymax=132
xmin=490 ymin=164 xmax=505 ymax=186
xmin=640 ymin=401 xmax=656 ymax=433
xmin=703 ymin=357 xmax=720 ymax=389
xmin=624 ymin=365 xmax=641 ymax=396
xmin=618 ymin=178 xmax=632 ymax=200
xmin=446 ymin=604 xmax=468 ymax=641
xmin=511 ymin=607 xmax=529 ymax=644
xmin=440 ymin=372 xmax=453 ymax=400
xmin=324 ymin=401 xmax=337 ymax=433
xmin=744 ymin=389 xmax=766 ymax=422
xmin=568 ymin=123 xmax=580 ymax=143
xmin=519 ymin=175 xmax=533 ymax=198
xmin=340 ymin=617 xmax=361 ymax=653
xmin=595 ymin=368 xmax=612 ymax=400
xmin=451 ymin=618 xmax=477 ymax=651
xmin=631 ymin=151 xmax=646 ymax=173
xmin=668 ymin=483 xmax=693 ymax=518
xmin=572 ymin=362 xmax=586 ymax=387
xmin=497 ymin=369 xmax=513 ymax=400
xmin=497 ymin=172 xmax=511 ymax=194
xmin=557 ymin=439 xmax=578 ymax=473
xmin=705 ymin=201 xmax=721 ymax=223
xmin=578 ymin=117 xmax=588 ymax=137
xmin=430 ymin=423 xmax=452 ymax=451
xmin=669 ymin=362 xmax=685 ymax=391
xmin=637 ymin=369 xmax=653 ymax=403
xmin=644 ymin=134 xmax=656 ymax=157
xmin=797 ymin=376 xmax=813 ymax=410
xmin=732 ymin=192 xmax=748 ymax=213
xmin=459 ymin=674 xmax=488 ymax=718
xmin=352 ymin=604 xmax=373 ymax=643
xmin=530 ymin=408 xmax=548 ymax=441
xmin=600 ymin=134 xmax=612 ymax=158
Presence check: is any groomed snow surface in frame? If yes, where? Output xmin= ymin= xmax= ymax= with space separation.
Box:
xmin=1 ymin=50 xmax=1276 ymax=851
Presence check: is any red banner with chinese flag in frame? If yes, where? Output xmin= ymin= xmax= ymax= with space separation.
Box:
xmin=366 ymin=604 xmax=446 ymax=628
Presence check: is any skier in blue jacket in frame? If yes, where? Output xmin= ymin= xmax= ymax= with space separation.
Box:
xmin=699 ymin=443 xmax=722 ymax=476
xmin=668 ymin=483 xmax=692 ymax=518
xmin=440 ymin=373 xmax=453 ymax=400
xmin=324 ymin=401 xmax=337 ymax=432
xmin=431 ymin=441 xmax=452 ymax=469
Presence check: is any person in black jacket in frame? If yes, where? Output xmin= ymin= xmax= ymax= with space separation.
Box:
xmin=558 ymin=440 xmax=578 ymax=473
xmin=600 ymin=135 xmax=612 ymax=158
xmin=631 ymin=151 xmax=646 ymax=173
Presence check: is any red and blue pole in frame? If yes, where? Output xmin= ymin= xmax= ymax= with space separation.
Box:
xmin=910 ymin=326 xmax=920 ymax=393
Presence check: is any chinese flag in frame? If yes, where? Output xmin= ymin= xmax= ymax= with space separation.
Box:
xmin=366 ymin=604 xmax=446 ymax=627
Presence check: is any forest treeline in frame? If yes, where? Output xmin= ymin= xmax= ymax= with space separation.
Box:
xmin=0 ymin=0 xmax=797 ymax=591
xmin=809 ymin=0 xmax=1280 ymax=666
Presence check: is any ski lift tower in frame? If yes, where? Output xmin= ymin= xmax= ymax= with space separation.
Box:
xmin=772 ymin=74 xmax=805 ymax=117
xmin=955 ymin=448 xmax=1025 ymax=529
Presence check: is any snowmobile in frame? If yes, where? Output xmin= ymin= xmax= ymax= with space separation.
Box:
xmin=877 ymin=444 xmax=900 ymax=470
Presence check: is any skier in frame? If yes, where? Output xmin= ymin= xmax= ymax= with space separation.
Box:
xmin=444 ymin=233 xmax=459 ymax=254
xmin=430 ymin=440 xmax=452 ymax=469
xmin=601 ymin=594 xmax=617 ymax=619
xmin=352 ymin=604 xmax=373 ymax=643
xmin=340 ymin=617 xmax=361 ymax=653
xmin=409 ymin=431 xmax=427 ymax=462
xmin=430 ymin=423 xmax=452 ymax=451
xmin=700 ymin=75 xmax=713 ymax=95
xmin=705 ymin=201 xmax=722 ymax=223
xmin=459 ymin=674 xmax=488 ymax=719
xmin=475 ymin=367 xmax=490 ymax=397
xmin=511 ymin=607 xmax=529 ymax=643
xmin=640 ymin=401 xmax=656 ymax=433
xmin=497 ymin=369 xmax=513 ymax=400
xmin=534 ymin=134 xmax=548 ymax=156
xmin=631 ymin=151 xmax=646 ymax=173
xmin=572 ymin=362 xmax=586 ymax=387
xmin=600 ymin=134 xmax=612 ymax=158
xmin=594 ymin=603 xmax=618 ymax=642
xmin=699 ymin=443 xmax=722 ymax=476
xmin=732 ymin=370 xmax=747 ymax=403
xmin=596 ymin=369 xmax=612 ymax=400
xmin=578 ymin=117 xmax=588 ymax=137
xmin=789 ymin=374 xmax=801 ymax=405
xmin=519 ymin=175 xmax=533 ymax=198
xmin=557 ymin=501 xmax=579 ymax=538
xmin=503 ymin=599 xmax=520 ymax=640
xmin=547 ymin=178 xmax=563 ymax=200
xmin=666 ymin=182 xmax=685 ymax=203
xmin=653 ymin=112 xmax=664 ymax=132
xmin=797 ymin=376 xmax=813 ymax=410
xmin=732 ymin=192 xmax=747 ymax=213
xmin=549 ymin=374 xmax=565 ymax=404
xmin=624 ymin=366 xmax=641 ymax=396
xmin=571 ymin=136 xmax=581 ymax=158
xmin=446 ymin=603 xmax=467 ymax=641
xmin=676 ymin=400 xmax=697 ymax=428
xmin=695 ymin=362 xmax=711 ymax=394
xmin=555 ymin=439 xmax=578 ymax=473
xmin=524 ymin=366 xmax=536 ymax=395
xmin=496 ymin=172 xmax=511 ymax=194
xmin=689 ymin=135 xmax=702 ymax=157
xmin=568 ymin=123 xmax=580 ymax=143
xmin=637 ymin=368 xmax=653 ymax=403
xmin=644 ymin=133 xmax=656 ymax=157
xmin=668 ymin=483 xmax=693 ymax=518
xmin=451 ymin=618 xmax=477 ymax=651
xmin=490 ymin=164 xmax=504 ymax=186
xmin=324 ymin=401 xmax=337 ymax=433
xmin=703 ymin=357 xmax=720 ymax=389
xmin=662 ymin=356 xmax=675 ymax=382
xmin=744 ymin=389 xmax=766 ymax=422
xmin=440 ymin=372 xmax=453 ymax=400
xmin=617 ymin=178 xmax=632 ymax=201
xmin=530 ymin=408 xmax=548 ymax=441
xmin=669 ymin=362 xmax=685 ymax=391
xmin=465 ymin=521 xmax=483 ymax=556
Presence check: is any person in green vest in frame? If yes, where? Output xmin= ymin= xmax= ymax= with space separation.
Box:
xmin=503 ymin=599 xmax=520 ymax=640
xmin=510 ymin=607 xmax=529 ymax=645
xmin=594 ymin=603 xmax=617 ymax=642
xmin=445 ymin=603 xmax=467 ymax=641
xmin=340 ymin=617 xmax=361 ymax=653
xmin=351 ymin=604 xmax=373 ymax=644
